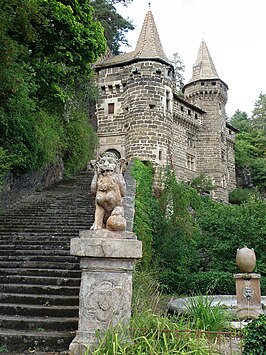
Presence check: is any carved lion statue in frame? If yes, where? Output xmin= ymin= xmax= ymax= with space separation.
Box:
xmin=90 ymin=151 xmax=126 ymax=231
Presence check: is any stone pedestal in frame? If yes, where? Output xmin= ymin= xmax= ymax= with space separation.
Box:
xmin=234 ymin=273 xmax=263 ymax=320
xmin=69 ymin=230 xmax=142 ymax=355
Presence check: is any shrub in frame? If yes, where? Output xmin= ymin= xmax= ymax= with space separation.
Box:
xmin=229 ymin=187 xmax=257 ymax=204
xmin=132 ymin=160 xmax=155 ymax=269
xmin=159 ymin=271 xmax=235 ymax=295
xmin=243 ymin=314 xmax=266 ymax=354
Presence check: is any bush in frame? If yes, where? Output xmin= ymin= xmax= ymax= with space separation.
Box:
xmin=229 ymin=187 xmax=257 ymax=204
xmin=243 ymin=314 xmax=266 ymax=354
xmin=159 ymin=271 xmax=235 ymax=295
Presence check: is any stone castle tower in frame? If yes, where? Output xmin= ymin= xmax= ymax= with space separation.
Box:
xmin=94 ymin=10 xmax=236 ymax=202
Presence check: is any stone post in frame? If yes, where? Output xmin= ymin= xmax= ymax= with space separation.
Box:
xmin=234 ymin=273 xmax=263 ymax=320
xmin=69 ymin=230 xmax=142 ymax=355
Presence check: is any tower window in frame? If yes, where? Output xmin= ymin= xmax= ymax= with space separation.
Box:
xmin=212 ymin=82 xmax=216 ymax=86
xmin=159 ymin=150 xmax=162 ymax=160
xmin=221 ymin=149 xmax=226 ymax=161
xmin=195 ymin=113 xmax=198 ymax=119
xmin=188 ymin=109 xmax=191 ymax=115
xmin=201 ymin=82 xmax=205 ymax=86
xmin=180 ymin=105 xmax=184 ymax=112
xmin=188 ymin=133 xmax=196 ymax=148
xmin=108 ymin=103 xmax=115 ymax=114
xmin=186 ymin=154 xmax=195 ymax=170
xmin=166 ymin=90 xmax=171 ymax=111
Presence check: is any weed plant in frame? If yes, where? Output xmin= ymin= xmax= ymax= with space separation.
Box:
xmin=185 ymin=294 xmax=230 ymax=332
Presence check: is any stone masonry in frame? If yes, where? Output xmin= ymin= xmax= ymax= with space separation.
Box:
xmin=94 ymin=10 xmax=237 ymax=202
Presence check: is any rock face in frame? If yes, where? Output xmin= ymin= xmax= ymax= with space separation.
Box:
xmin=236 ymin=246 xmax=256 ymax=273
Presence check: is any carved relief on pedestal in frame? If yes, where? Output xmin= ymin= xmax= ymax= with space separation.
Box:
xmin=84 ymin=279 xmax=129 ymax=324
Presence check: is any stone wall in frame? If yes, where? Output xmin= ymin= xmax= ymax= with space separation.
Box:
xmin=95 ymin=61 xmax=236 ymax=201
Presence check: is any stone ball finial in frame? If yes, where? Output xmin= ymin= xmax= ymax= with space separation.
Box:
xmin=236 ymin=246 xmax=256 ymax=273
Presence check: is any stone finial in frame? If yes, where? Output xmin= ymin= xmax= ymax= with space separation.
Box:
xmin=236 ymin=246 xmax=256 ymax=273
xmin=90 ymin=151 xmax=127 ymax=231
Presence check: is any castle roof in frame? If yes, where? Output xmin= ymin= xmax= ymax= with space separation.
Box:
xmin=95 ymin=10 xmax=172 ymax=69
xmin=185 ymin=40 xmax=228 ymax=89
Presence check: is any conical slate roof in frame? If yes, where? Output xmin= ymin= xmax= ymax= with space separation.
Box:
xmin=95 ymin=10 xmax=172 ymax=68
xmin=187 ymin=40 xmax=220 ymax=83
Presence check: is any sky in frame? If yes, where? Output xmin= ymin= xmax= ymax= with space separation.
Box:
xmin=115 ymin=0 xmax=266 ymax=117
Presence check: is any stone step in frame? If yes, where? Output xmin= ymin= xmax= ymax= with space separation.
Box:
xmin=0 ymin=284 xmax=80 ymax=296
xmin=0 ymin=329 xmax=75 ymax=353
xmin=0 ymin=249 xmax=71 ymax=256
xmin=0 ymin=255 xmax=78 ymax=263
xmin=0 ymin=268 xmax=80 ymax=278
xmin=0 ymin=275 xmax=80 ymax=287
xmin=0 ymin=293 xmax=78 ymax=306
xmin=0 ymin=171 xmax=95 ymax=352
xmin=0 ymin=303 xmax=78 ymax=318
xmin=0 ymin=314 xmax=78 ymax=332
xmin=0 ymin=261 xmax=80 ymax=270
xmin=0 ymin=244 xmax=69 ymax=251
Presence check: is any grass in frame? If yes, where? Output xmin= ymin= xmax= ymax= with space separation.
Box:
xmin=0 ymin=344 xmax=8 ymax=352
xmin=185 ymin=294 xmax=230 ymax=332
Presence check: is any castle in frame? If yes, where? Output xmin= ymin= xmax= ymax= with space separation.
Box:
xmin=94 ymin=9 xmax=237 ymax=202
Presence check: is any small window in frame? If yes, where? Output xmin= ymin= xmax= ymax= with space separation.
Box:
xmin=221 ymin=149 xmax=226 ymax=162
xmin=212 ymin=82 xmax=216 ymax=86
xmin=186 ymin=154 xmax=195 ymax=170
xmin=188 ymin=109 xmax=191 ymax=115
xmin=166 ymin=90 xmax=171 ymax=111
xmin=180 ymin=105 xmax=184 ymax=112
xmin=159 ymin=150 xmax=162 ymax=160
xmin=195 ymin=113 xmax=198 ymax=119
xmin=201 ymin=82 xmax=205 ymax=86
xmin=188 ymin=133 xmax=196 ymax=148
xmin=108 ymin=103 xmax=115 ymax=114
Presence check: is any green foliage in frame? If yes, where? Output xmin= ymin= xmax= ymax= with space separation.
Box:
xmin=189 ymin=173 xmax=215 ymax=194
xmin=132 ymin=160 xmax=155 ymax=269
xmin=85 ymin=311 xmax=213 ymax=354
xmin=63 ymin=111 xmax=97 ymax=176
xmin=91 ymin=0 xmax=134 ymax=54
xmin=0 ymin=0 xmax=104 ymax=179
xmin=185 ymin=295 xmax=230 ymax=332
xmin=0 ymin=344 xmax=8 ymax=352
xmin=251 ymin=92 xmax=266 ymax=132
xmin=132 ymin=270 xmax=161 ymax=315
xmin=159 ymin=271 xmax=235 ymax=295
xmin=229 ymin=103 xmax=266 ymax=192
xmin=194 ymin=196 xmax=266 ymax=274
xmin=153 ymin=170 xmax=202 ymax=273
xmin=229 ymin=187 xmax=257 ymax=204
xmin=243 ymin=314 xmax=266 ymax=354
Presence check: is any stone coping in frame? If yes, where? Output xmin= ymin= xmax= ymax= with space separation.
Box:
xmin=70 ymin=230 xmax=142 ymax=259
xmin=168 ymin=295 xmax=266 ymax=316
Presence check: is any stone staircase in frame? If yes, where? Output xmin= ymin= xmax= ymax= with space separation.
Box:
xmin=0 ymin=171 xmax=95 ymax=353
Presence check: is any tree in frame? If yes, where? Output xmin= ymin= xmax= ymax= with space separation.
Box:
xmin=0 ymin=0 xmax=106 ymax=176
xmin=171 ymin=52 xmax=185 ymax=91
xmin=229 ymin=110 xmax=251 ymax=132
xmin=252 ymin=92 xmax=266 ymax=132
xmin=91 ymin=0 xmax=134 ymax=55
xmin=230 ymin=106 xmax=266 ymax=193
